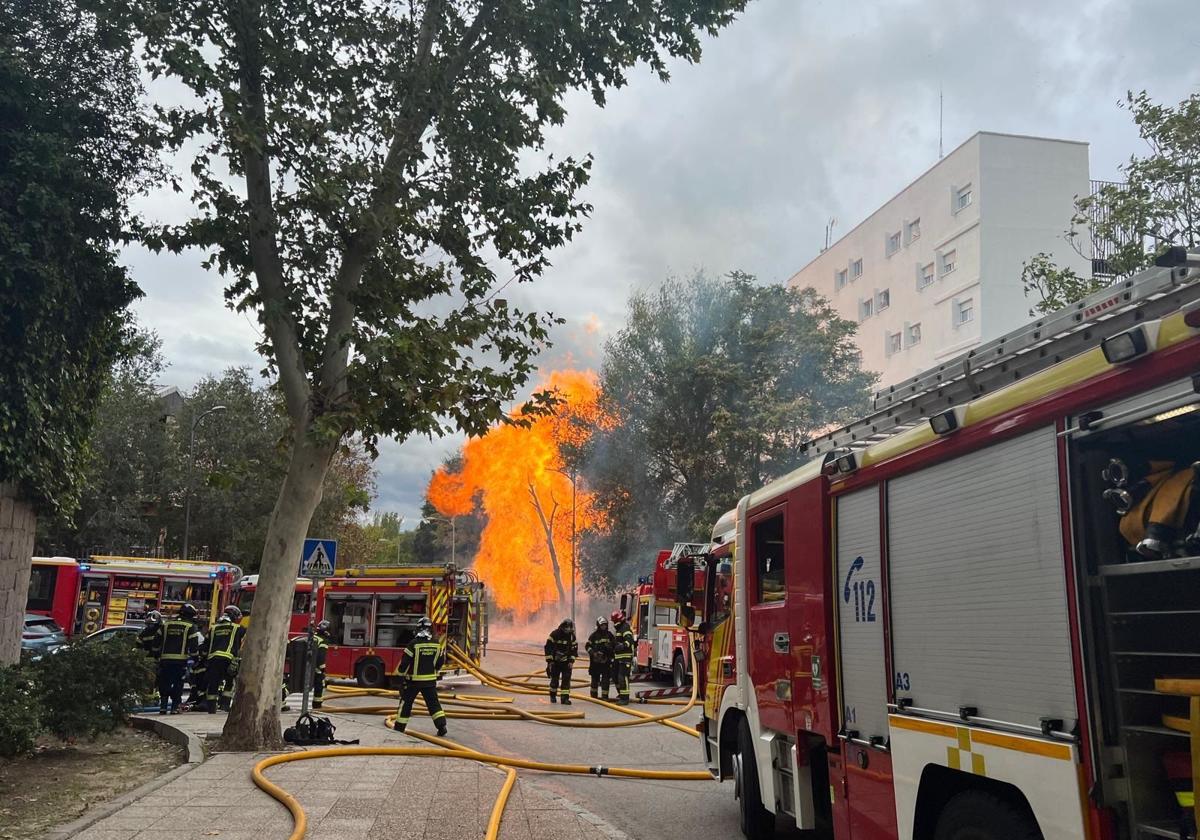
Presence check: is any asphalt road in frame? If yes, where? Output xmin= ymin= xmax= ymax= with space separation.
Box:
xmin=325 ymin=643 xmax=763 ymax=840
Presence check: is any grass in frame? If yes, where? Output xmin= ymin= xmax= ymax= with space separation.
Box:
xmin=0 ymin=726 xmax=183 ymax=839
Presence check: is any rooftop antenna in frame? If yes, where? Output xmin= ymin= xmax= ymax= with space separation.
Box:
xmin=938 ymin=87 xmax=944 ymax=159
xmin=823 ymin=217 xmax=837 ymax=252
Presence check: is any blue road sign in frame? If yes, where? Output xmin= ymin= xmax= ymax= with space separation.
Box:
xmin=300 ymin=538 xmax=337 ymax=578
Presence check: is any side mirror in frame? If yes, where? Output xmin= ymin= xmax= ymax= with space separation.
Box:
xmin=676 ymin=557 xmax=695 ymax=605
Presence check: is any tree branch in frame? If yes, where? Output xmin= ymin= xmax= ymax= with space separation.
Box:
xmin=228 ymin=0 xmax=311 ymax=426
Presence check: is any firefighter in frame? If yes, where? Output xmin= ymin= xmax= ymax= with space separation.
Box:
xmin=394 ymin=617 xmax=448 ymax=736
xmin=204 ymin=606 xmax=246 ymax=713
xmin=155 ymin=604 xmax=201 ymax=714
xmin=183 ymin=610 xmax=208 ymax=709
xmin=138 ymin=610 xmax=163 ymax=657
xmin=611 ymin=610 xmax=635 ymax=706
xmin=312 ymin=620 xmax=332 ymax=710
xmin=544 ymin=619 xmax=577 ymax=705
xmin=585 ymin=617 xmax=614 ymax=700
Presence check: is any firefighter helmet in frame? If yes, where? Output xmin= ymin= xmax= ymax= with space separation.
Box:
xmin=223 ymin=605 xmax=243 ymax=622
xmin=610 ymin=610 xmax=625 ymax=624
xmin=145 ymin=610 xmax=163 ymax=626
xmin=559 ymin=618 xmax=574 ymax=632
xmin=596 ymin=616 xmax=608 ymax=629
xmin=179 ymin=603 xmax=198 ymax=620
xmin=417 ymin=616 xmax=433 ymax=630
xmin=315 ymin=620 xmax=332 ymax=637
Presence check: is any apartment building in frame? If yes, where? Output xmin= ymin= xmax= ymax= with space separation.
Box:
xmin=787 ymin=131 xmax=1092 ymax=388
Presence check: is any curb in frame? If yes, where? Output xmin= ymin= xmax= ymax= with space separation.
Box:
xmin=38 ymin=716 xmax=205 ymax=840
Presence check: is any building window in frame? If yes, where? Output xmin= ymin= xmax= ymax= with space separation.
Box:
xmin=877 ymin=288 xmax=890 ymax=311
xmin=860 ymin=297 xmax=873 ymax=320
xmin=907 ymin=218 xmax=921 ymax=242
xmin=886 ymin=231 xmax=901 ymax=256
xmin=940 ymin=249 xmax=957 ymax=276
xmin=954 ymin=184 xmax=973 ymax=213
xmin=956 ymin=297 xmax=975 ymax=326
xmin=907 ymin=322 xmax=922 ymax=346
xmin=887 ymin=331 xmax=902 ymax=355
xmin=850 ymin=258 xmax=863 ymax=280
xmin=919 ymin=262 xmax=935 ymax=289
xmin=753 ymin=512 xmax=786 ymax=604
xmin=835 ymin=269 xmax=848 ymax=290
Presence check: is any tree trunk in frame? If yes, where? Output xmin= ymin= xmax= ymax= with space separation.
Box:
xmin=528 ymin=483 xmax=567 ymax=604
xmin=0 ymin=482 xmax=37 ymax=665
xmin=220 ymin=432 xmax=336 ymax=750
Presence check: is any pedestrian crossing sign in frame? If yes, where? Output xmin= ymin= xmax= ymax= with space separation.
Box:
xmin=300 ymin=538 xmax=337 ymax=578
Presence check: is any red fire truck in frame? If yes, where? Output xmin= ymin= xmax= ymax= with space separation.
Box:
xmin=621 ymin=544 xmax=707 ymax=687
xmin=314 ymin=564 xmax=488 ymax=687
xmin=231 ymin=575 xmax=315 ymax=635
xmin=683 ymin=250 xmax=1200 ymax=840
xmin=27 ymin=555 xmax=242 ymax=635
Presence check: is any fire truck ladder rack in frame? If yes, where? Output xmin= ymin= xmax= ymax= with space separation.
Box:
xmin=661 ymin=542 xmax=710 ymax=568
xmin=799 ymin=249 xmax=1200 ymax=459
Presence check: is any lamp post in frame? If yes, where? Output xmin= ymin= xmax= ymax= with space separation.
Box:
xmin=551 ymin=466 xmax=578 ymax=627
xmin=378 ymin=516 xmax=406 ymax=564
xmin=182 ymin=404 xmax=226 ymax=561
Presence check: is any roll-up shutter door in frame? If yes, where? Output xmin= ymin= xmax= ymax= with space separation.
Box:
xmin=836 ymin=486 xmax=888 ymax=741
xmin=887 ymin=426 xmax=1077 ymax=730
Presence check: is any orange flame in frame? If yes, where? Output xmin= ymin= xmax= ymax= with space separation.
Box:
xmin=428 ymin=370 xmax=604 ymax=619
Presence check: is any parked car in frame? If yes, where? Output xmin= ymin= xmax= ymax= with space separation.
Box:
xmin=82 ymin=625 xmax=141 ymax=646
xmin=22 ymin=614 xmax=66 ymax=656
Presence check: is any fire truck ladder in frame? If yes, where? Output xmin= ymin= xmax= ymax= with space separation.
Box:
xmin=800 ymin=249 xmax=1200 ymax=459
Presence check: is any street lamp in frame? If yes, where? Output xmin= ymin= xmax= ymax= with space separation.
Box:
xmin=378 ymin=516 xmax=406 ymax=564
xmin=423 ymin=513 xmax=457 ymax=566
xmin=551 ymin=466 xmax=578 ymax=627
xmin=182 ymin=404 xmax=226 ymax=561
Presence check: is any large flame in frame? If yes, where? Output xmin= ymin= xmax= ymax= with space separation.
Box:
xmin=429 ymin=369 xmax=604 ymax=619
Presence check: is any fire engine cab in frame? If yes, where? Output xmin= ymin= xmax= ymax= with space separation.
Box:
xmin=685 ymin=250 xmax=1200 ymax=840
xmin=314 ymin=564 xmax=488 ymax=687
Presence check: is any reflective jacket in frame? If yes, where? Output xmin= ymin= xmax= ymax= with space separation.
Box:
xmin=207 ymin=619 xmax=245 ymax=661
xmin=585 ymin=629 xmax=614 ymax=664
xmin=157 ymin=619 xmax=201 ymax=662
xmin=138 ymin=625 xmax=160 ymax=657
xmin=398 ymin=636 xmax=443 ymax=682
xmin=613 ymin=622 xmax=635 ymax=661
xmin=314 ymin=632 xmax=330 ymax=674
xmin=544 ymin=628 xmax=578 ymax=664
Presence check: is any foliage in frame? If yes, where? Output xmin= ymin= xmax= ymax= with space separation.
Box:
xmin=0 ymin=0 xmax=157 ymax=513
xmin=361 ymin=512 xmax=419 ymax=565
xmin=1023 ymin=91 xmax=1200 ymax=311
xmin=583 ymin=272 xmax=874 ymax=590
xmin=33 ymin=638 xmax=154 ymax=740
xmin=0 ymin=665 xmax=40 ymax=758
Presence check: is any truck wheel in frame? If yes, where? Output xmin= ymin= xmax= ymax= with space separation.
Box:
xmin=356 ymin=658 xmax=386 ymax=688
xmin=934 ymin=790 xmax=1042 ymax=840
xmin=672 ymin=653 xmax=687 ymax=689
xmin=734 ymin=719 xmax=774 ymax=839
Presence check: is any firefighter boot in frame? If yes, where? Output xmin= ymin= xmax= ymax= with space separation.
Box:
xmin=549 ymin=691 xmax=557 ymax=704
xmin=436 ymin=723 xmax=448 ymax=737
xmin=395 ymin=722 xmax=407 ymax=734
xmin=561 ymin=696 xmax=572 ymax=705
xmin=590 ymin=689 xmax=598 ymax=699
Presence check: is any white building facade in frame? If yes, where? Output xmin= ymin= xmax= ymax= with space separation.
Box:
xmin=787 ymin=132 xmax=1091 ymax=388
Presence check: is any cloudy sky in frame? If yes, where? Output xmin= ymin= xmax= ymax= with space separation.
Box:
xmin=125 ymin=0 xmax=1200 ymax=527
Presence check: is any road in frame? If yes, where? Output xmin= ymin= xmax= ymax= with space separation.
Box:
xmin=323 ymin=643 xmax=768 ymax=840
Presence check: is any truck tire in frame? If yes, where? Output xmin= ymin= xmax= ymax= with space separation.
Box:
xmin=672 ymin=653 xmax=687 ymax=689
xmin=934 ymin=790 xmax=1043 ymax=840
xmin=735 ymin=719 xmax=774 ymax=839
xmin=356 ymin=658 xmax=386 ymax=688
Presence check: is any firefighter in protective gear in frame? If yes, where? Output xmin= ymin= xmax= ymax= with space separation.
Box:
xmin=585 ymin=617 xmax=614 ymax=699
xmin=312 ymin=620 xmax=332 ymax=709
xmin=544 ymin=619 xmax=577 ymax=705
xmin=138 ymin=611 xmax=163 ymax=657
xmin=154 ymin=604 xmax=202 ymax=714
xmin=611 ymin=610 xmax=635 ymax=706
xmin=204 ymin=606 xmax=246 ymax=713
xmin=394 ymin=617 xmax=447 ymax=736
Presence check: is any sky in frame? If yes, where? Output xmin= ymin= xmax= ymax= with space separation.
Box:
xmin=125 ymin=0 xmax=1200 ymax=529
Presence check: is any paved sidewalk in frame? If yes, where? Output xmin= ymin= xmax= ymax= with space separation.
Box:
xmin=68 ymin=711 xmax=627 ymax=840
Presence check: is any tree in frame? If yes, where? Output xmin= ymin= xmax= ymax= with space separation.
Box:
xmin=583 ymin=272 xmax=874 ymax=590
xmin=1023 ymin=91 xmax=1200 ymax=313
xmin=95 ymin=0 xmax=749 ymax=746
xmin=0 ymin=0 xmax=156 ymax=663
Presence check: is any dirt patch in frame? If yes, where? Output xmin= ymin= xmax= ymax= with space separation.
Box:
xmin=0 ymin=726 xmax=183 ymax=839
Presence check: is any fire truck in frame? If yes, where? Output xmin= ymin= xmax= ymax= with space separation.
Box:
xmin=231 ymin=575 xmax=316 ymax=635
xmin=314 ymin=564 xmax=488 ymax=687
xmin=26 ymin=555 xmax=242 ymax=635
xmin=621 ymin=544 xmax=707 ymax=687
xmin=681 ymin=250 xmax=1200 ymax=840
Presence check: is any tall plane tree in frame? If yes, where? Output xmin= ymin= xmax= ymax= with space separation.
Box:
xmin=94 ymin=0 xmax=749 ymax=747
xmin=0 ymin=0 xmax=155 ymax=663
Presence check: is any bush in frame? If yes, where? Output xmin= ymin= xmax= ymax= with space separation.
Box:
xmin=34 ymin=637 xmax=155 ymax=740
xmin=0 ymin=665 xmax=40 ymax=757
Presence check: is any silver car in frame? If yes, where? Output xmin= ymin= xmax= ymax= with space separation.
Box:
xmin=23 ymin=614 xmax=67 ymax=656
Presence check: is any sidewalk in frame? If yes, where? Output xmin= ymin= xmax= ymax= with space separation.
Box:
xmin=65 ymin=710 xmax=627 ymax=840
